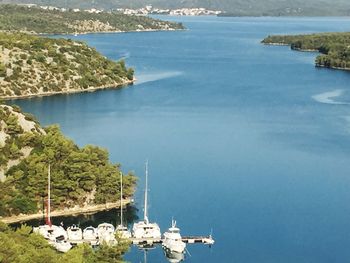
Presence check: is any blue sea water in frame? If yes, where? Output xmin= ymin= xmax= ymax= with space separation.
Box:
xmin=13 ymin=16 xmax=350 ymax=262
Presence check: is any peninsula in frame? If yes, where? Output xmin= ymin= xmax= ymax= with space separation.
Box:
xmin=0 ymin=32 xmax=134 ymax=99
xmin=0 ymin=104 xmax=137 ymax=220
xmin=262 ymin=32 xmax=350 ymax=71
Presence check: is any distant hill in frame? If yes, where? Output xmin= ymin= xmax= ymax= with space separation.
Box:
xmin=2 ymin=0 xmax=350 ymax=16
xmin=0 ymin=4 xmax=184 ymax=34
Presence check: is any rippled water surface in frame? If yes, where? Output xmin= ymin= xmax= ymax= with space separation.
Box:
xmin=13 ymin=16 xmax=350 ymax=262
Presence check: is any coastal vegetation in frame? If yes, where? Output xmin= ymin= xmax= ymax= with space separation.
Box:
xmin=0 ymin=32 xmax=134 ymax=99
xmin=262 ymin=32 xmax=350 ymax=70
xmin=0 ymin=4 xmax=184 ymax=34
xmin=0 ymin=221 xmax=130 ymax=263
xmin=0 ymin=104 xmax=137 ymax=217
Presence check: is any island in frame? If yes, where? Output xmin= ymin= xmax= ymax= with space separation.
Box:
xmin=262 ymin=32 xmax=350 ymax=71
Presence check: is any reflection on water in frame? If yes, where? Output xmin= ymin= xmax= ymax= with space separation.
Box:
xmin=141 ymin=247 xmax=185 ymax=263
xmin=10 ymin=205 xmax=139 ymax=229
xmin=164 ymin=249 xmax=185 ymax=263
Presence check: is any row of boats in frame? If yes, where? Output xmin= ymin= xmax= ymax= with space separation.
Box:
xmin=33 ymin=162 xmax=187 ymax=258
xmin=33 ymin=219 xmax=185 ymax=254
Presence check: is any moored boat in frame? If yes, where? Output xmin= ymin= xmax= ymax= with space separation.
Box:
xmin=116 ymin=171 xmax=132 ymax=239
xmin=67 ymin=224 xmax=83 ymax=241
xmin=33 ymin=165 xmax=71 ymax=252
xmin=83 ymin=226 xmax=98 ymax=240
xmin=132 ymin=161 xmax=161 ymax=239
xmin=97 ymin=223 xmax=116 ymax=244
xmin=162 ymin=220 xmax=186 ymax=254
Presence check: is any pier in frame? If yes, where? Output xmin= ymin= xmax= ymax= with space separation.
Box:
xmin=67 ymin=236 xmax=215 ymax=246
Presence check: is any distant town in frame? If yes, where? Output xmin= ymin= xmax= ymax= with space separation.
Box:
xmin=19 ymin=3 xmax=222 ymax=16
xmin=116 ymin=5 xmax=222 ymax=16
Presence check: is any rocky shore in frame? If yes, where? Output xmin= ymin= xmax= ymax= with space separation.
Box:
xmin=0 ymin=198 xmax=131 ymax=224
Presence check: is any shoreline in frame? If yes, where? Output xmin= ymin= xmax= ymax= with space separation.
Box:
xmin=0 ymin=78 xmax=135 ymax=100
xmin=316 ymin=64 xmax=350 ymax=71
xmin=0 ymin=198 xmax=131 ymax=224
xmin=262 ymin=42 xmax=290 ymax=46
xmin=1 ymin=28 xmax=185 ymax=36
xmin=264 ymin=41 xmax=350 ymax=72
xmin=263 ymin=42 xmax=319 ymax=52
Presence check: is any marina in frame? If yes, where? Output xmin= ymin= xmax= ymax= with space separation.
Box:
xmin=33 ymin=161 xmax=214 ymax=257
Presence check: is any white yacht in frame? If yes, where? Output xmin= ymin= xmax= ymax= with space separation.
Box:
xmin=132 ymin=161 xmax=161 ymax=239
xmin=33 ymin=165 xmax=72 ymax=252
xmin=116 ymin=171 xmax=132 ymax=239
xmin=67 ymin=224 xmax=83 ymax=241
xmin=97 ymin=223 xmax=116 ymax=244
xmin=162 ymin=220 xmax=186 ymax=254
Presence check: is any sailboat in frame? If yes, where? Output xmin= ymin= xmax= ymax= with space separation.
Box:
xmin=116 ymin=171 xmax=132 ymax=238
xmin=132 ymin=161 xmax=161 ymax=239
xmin=162 ymin=219 xmax=186 ymax=254
xmin=33 ymin=165 xmax=72 ymax=253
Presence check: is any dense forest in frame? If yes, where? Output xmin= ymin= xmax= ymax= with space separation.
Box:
xmin=0 ymin=32 xmax=135 ymax=99
xmin=2 ymin=0 xmax=350 ymax=16
xmin=0 ymin=222 xmax=130 ymax=263
xmin=0 ymin=104 xmax=137 ymax=217
xmin=0 ymin=4 xmax=184 ymax=34
xmin=262 ymin=32 xmax=350 ymax=70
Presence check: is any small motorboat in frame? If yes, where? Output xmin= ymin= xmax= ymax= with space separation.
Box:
xmin=116 ymin=171 xmax=131 ymax=239
xmin=67 ymin=224 xmax=83 ymax=241
xmin=97 ymin=223 xmax=116 ymax=244
xmin=51 ymin=235 xmax=72 ymax=253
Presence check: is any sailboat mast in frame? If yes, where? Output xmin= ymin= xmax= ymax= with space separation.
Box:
xmin=47 ymin=164 xmax=51 ymax=226
xmin=120 ymin=171 xmax=123 ymax=226
xmin=144 ymin=161 xmax=149 ymax=223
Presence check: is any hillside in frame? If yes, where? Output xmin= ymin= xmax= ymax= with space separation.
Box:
xmin=262 ymin=33 xmax=350 ymax=71
xmin=0 ymin=32 xmax=135 ymax=99
xmin=0 ymin=4 xmax=184 ymax=34
xmin=2 ymin=0 xmax=350 ymax=16
xmin=0 ymin=104 xmax=137 ymax=217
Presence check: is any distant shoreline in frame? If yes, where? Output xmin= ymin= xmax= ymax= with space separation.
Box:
xmin=262 ymin=40 xmax=350 ymax=72
xmin=0 ymin=27 xmax=184 ymax=37
xmin=0 ymin=199 xmax=131 ymax=224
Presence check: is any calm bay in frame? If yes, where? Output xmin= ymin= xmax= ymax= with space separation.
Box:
xmin=12 ymin=16 xmax=350 ymax=262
